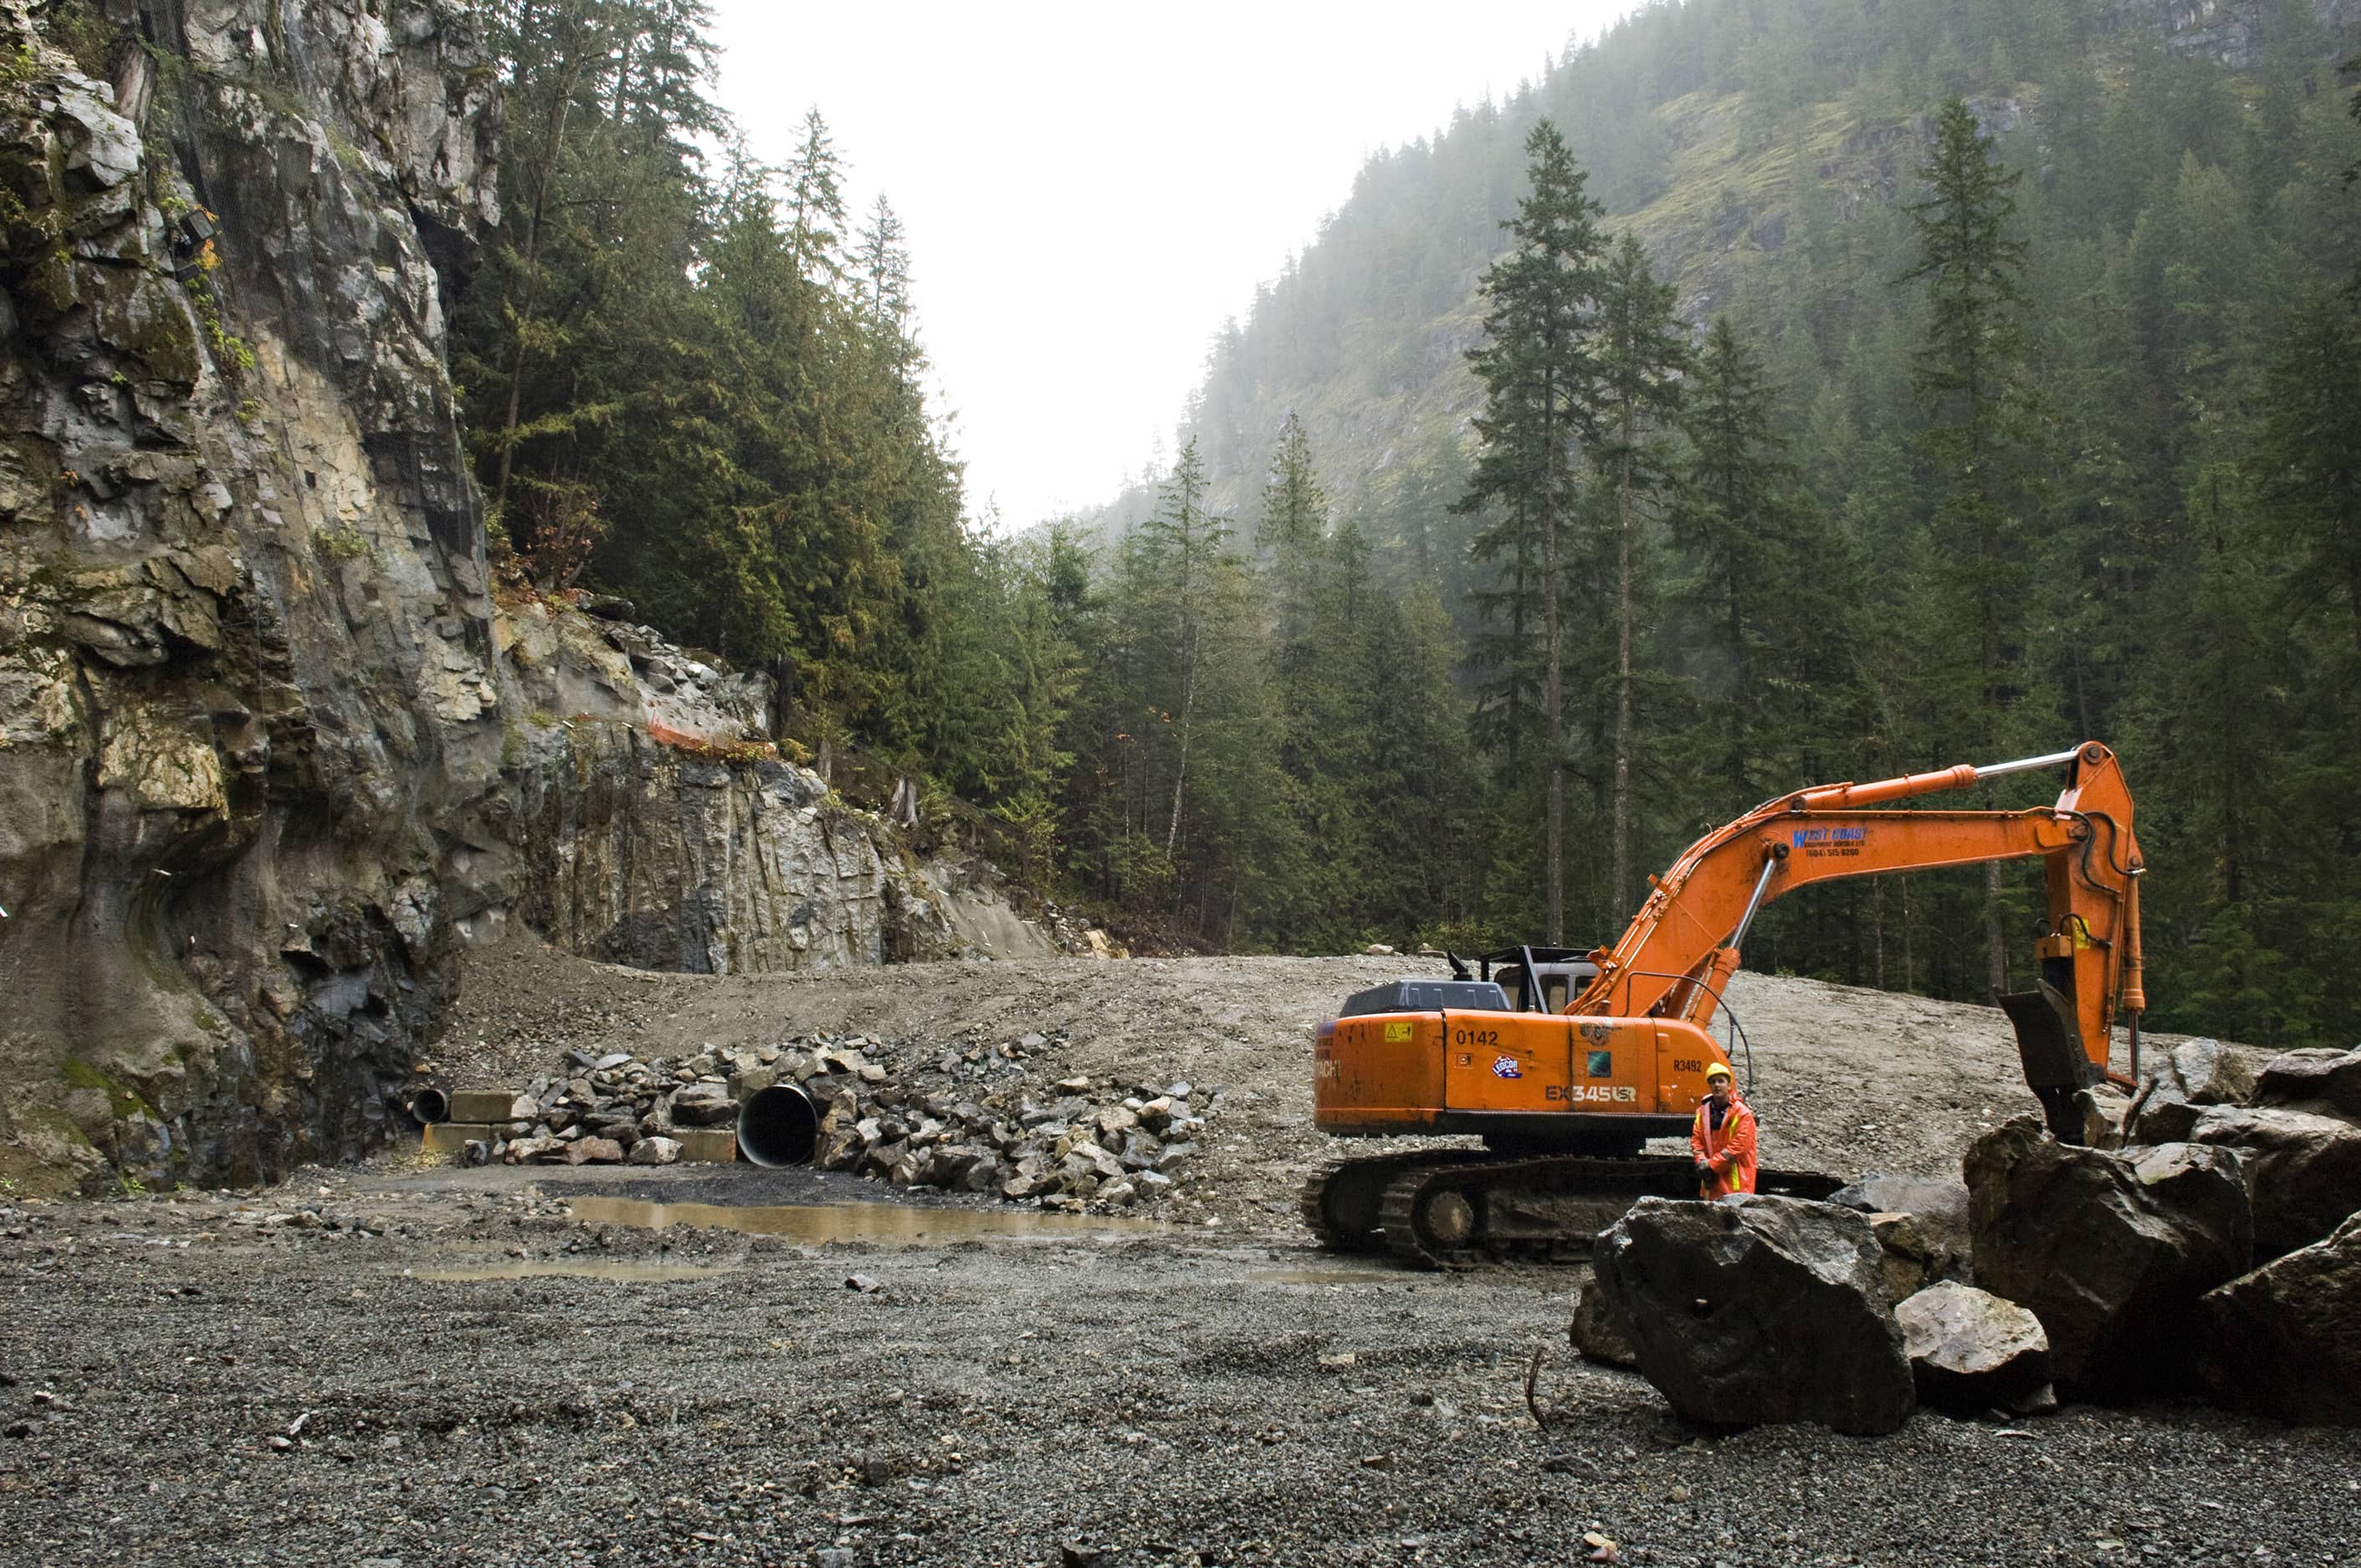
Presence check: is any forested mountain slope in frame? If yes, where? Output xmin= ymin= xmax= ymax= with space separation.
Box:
xmin=1180 ymin=0 xmax=2356 ymax=534
xmin=1059 ymin=0 xmax=2361 ymax=1044
xmin=340 ymin=0 xmax=2358 ymax=1049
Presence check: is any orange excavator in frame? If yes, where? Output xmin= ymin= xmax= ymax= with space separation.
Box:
xmin=1303 ymin=741 xmax=2146 ymax=1267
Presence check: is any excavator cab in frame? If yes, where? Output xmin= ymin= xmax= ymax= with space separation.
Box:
xmin=1472 ymin=946 xmax=1600 ymax=1015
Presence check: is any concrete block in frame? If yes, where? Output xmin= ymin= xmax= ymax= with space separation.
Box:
xmin=674 ymin=1128 xmax=737 ymax=1164
xmin=423 ymin=1122 xmax=494 ymax=1158
xmin=446 ymin=1089 xmax=517 ymax=1124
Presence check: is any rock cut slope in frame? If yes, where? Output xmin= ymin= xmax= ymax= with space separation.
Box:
xmin=0 ymin=1 xmax=1099 ymax=1195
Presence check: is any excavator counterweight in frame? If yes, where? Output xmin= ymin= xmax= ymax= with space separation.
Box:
xmin=1304 ymin=741 xmax=2147 ymax=1268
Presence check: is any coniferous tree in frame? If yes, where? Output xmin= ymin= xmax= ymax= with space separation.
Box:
xmin=1584 ymin=233 xmax=1688 ymax=922
xmin=1256 ymin=416 xmax=1353 ymax=943
xmin=784 ymin=107 xmax=848 ymax=285
xmin=1898 ymin=96 xmax=2036 ymax=992
xmin=1458 ymin=120 xmax=1606 ymax=945
xmin=2251 ymin=293 xmax=2361 ymax=651
xmin=1673 ymin=315 xmax=1816 ymax=812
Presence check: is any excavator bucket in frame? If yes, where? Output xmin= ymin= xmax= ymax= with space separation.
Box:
xmin=1997 ymin=980 xmax=2096 ymax=1142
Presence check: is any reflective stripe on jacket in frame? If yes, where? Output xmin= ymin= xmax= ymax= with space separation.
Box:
xmin=1690 ymin=1094 xmax=1759 ymax=1199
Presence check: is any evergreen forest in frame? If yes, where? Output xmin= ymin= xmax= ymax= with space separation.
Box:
xmin=453 ymin=0 xmax=2361 ymax=1048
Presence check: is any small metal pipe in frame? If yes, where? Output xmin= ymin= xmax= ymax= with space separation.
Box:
xmin=1969 ymin=748 xmax=2082 ymax=781
xmin=408 ymin=1087 xmax=449 ymax=1125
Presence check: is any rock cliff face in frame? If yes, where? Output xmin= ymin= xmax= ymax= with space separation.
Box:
xmin=0 ymin=0 xmax=506 ymax=1191
xmin=2102 ymin=0 xmax=2361 ymax=69
xmin=489 ymin=599 xmax=1030 ymax=976
xmin=0 ymin=2 xmax=1078 ymax=1193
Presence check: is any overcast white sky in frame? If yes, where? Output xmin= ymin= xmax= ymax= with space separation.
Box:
xmin=706 ymin=3 xmax=1635 ymax=529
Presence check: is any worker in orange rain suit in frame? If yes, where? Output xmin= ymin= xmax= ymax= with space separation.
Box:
xmin=1690 ymin=1060 xmax=1758 ymax=1200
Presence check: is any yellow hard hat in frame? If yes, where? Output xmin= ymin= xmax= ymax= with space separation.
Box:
xmin=1704 ymin=1061 xmax=1734 ymax=1083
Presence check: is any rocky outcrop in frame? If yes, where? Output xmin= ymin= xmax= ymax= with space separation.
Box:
xmin=504 ymin=722 xmax=962 ymax=974
xmin=1965 ymin=1120 xmax=2252 ymax=1397
xmin=2097 ymin=0 xmax=2361 ymax=69
xmin=0 ymin=3 xmax=1103 ymax=1194
xmin=2194 ymin=1213 xmax=2361 ymax=1427
xmin=0 ymin=0 xmax=504 ymax=1191
xmin=485 ymin=598 xmax=1088 ymax=974
xmin=1592 ymin=1196 xmax=1915 ymax=1435
xmin=1896 ymin=1282 xmax=2054 ymax=1413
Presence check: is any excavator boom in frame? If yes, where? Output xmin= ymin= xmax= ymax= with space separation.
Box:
xmin=1570 ymin=740 xmax=2145 ymax=1125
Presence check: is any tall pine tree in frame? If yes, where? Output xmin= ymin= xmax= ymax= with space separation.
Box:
xmin=1584 ymin=233 xmax=1688 ymax=922
xmin=1899 ymin=96 xmax=2037 ymax=992
xmin=1458 ymin=120 xmax=1607 ymax=945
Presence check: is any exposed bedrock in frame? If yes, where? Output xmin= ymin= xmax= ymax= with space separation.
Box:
xmin=0 ymin=0 xmax=504 ymax=1191
xmin=0 ymin=2 xmax=1083 ymax=1192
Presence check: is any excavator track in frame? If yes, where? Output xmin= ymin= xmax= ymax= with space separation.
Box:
xmin=1298 ymin=1149 xmax=1498 ymax=1253
xmin=1311 ymin=1152 xmax=1847 ymax=1270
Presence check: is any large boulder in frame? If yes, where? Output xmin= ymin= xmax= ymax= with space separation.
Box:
xmin=2194 ymin=1214 xmax=2361 ymax=1426
xmin=2187 ymin=1104 xmax=2361 ymax=1261
xmin=1862 ymin=1213 xmax=1958 ymax=1302
xmin=2123 ymin=1038 xmax=2272 ymax=1145
xmin=1828 ymin=1174 xmax=1969 ymax=1230
xmin=1829 ymin=1174 xmax=1972 ymax=1299
xmin=2175 ymin=1039 xmax=2270 ymax=1104
xmin=1591 ymin=1196 xmax=1914 ymax=1435
xmin=1895 ymin=1282 xmax=2053 ymax=1412
xmin=1567 ymin=1279 xmax=1636 ymax=1367
xmin=2251 ymin=1047 xmax=2361 ymax=1121
xmin=2079 ymin=1085 xmax=2137 ymax=1150
xmin=1965 ymin=1119 xmax=2251 ymax=1398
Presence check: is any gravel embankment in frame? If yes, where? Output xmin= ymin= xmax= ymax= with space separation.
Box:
xmin=438 ymin=940 xmax=2209 ymax=1218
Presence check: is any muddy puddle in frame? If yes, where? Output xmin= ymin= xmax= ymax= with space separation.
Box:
xmin=418 ymin=1258 xmax=737 ymax=1284
xmin=565 ymin=1195 xmax=1165 ymax=1247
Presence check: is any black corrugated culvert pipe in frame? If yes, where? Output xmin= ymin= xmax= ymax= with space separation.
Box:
xmin=737 ymin=1084 xmax=823 ymax=1166
xmin=408 ymin=1087 xmax=449 ymax=1125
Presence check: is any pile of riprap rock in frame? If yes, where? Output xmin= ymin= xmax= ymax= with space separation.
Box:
xmin=487 ymin=1034 xmax=900 ymax=1166
xmin=488 ymin=1030 xmax=1215 ymax=1209
xmin=812 ymin=1068 xmax=1207 ymax=1209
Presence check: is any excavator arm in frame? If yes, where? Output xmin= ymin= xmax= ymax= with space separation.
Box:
xmin=1566 ymin=742 xmax=2146 ymax=1137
